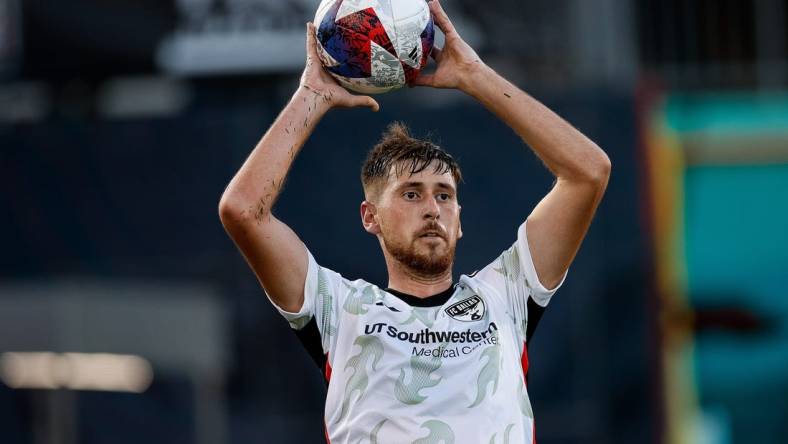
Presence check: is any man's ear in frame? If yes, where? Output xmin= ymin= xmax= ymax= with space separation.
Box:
xmin=361 ymin=200 xmax=381 ymax=235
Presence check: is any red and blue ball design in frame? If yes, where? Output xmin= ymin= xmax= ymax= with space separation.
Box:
xmin=314 ymin=0 xmax=435 ymax=94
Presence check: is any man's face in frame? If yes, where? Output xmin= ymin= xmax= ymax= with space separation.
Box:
xmin=363 ymin=164 xmax=462 ymax=277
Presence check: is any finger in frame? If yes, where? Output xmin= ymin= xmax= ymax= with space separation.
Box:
xmin=305 ymin=22 xmax=319 ymax=59
xmin=354 ymin=95 xmax=380 ymax=112
xmin=411 ymin=73 xmax=435 ymax=87
xmin=428 ymin=0 xmax=457 ymax=37
xmin=430 ymin=45 xmax=443 ymax=63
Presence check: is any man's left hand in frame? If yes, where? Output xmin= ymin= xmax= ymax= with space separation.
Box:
xmin=412 ymin=0 xmax=487 ymax=92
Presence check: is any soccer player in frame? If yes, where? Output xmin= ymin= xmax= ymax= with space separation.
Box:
xmin=219 ymin=1 xmax=610 ymax=442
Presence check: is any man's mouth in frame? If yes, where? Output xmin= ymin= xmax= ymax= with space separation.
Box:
xmin=419 ymin=231 xmax=444 ymax=239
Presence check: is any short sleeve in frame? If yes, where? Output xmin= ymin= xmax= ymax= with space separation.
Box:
xmin=472 ymin=220 xmax=567 ymax=341
xmin=265 ymin=249 xmax=345 ymax=354
xmin=514 ymin=220 xmax=566 ymax=306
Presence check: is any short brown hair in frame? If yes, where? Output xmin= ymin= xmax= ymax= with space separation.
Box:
xmin=361 ymin=122 xmax=462 ymax=200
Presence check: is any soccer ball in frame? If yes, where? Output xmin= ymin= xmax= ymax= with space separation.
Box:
xmin=314 ymin=0 xmax=435 ymax=94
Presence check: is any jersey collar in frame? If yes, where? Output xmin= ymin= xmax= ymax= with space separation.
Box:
xmin=384 ymin=284 xmax=456 ymax=307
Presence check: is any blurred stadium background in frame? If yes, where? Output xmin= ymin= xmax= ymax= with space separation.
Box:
xmin=1 ymin=0 xmax=787 ymax=443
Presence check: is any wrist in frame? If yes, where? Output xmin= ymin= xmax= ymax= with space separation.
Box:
xmin=458 ymin=62 xmax=495 ymax=97
xmin=294 ymin=84 xmax=333 ymax=114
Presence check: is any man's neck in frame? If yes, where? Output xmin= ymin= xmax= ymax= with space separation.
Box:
xmin=386 ymin=264 xmax=453 ymax=298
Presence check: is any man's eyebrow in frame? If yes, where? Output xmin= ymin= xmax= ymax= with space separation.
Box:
xmin=396 ymin=181 xmax=425 ymax=190
xmin=434 ymin=182 xmax=456 ymax=192
xmin=396 ymin=181 xmax=456 ymax=192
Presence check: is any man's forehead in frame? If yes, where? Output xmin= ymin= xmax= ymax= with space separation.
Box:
xmin=386 ymin=168 xmax=457 ymax=190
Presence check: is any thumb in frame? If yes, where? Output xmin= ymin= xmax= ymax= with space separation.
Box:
xmin=355 ymin=95 xmax=380 ymax=112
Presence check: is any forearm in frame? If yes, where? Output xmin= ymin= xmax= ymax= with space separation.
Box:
xmin=462 ymin=66 xmax=610 ymax=183
xmin=220 ymin=87 xmax=331 ymax=222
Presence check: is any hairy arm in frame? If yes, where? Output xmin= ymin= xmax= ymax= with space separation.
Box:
xmin=467 ymin=70 xmax=610 ymax=289
xmin=219 ymin=23 xmax=378 ymax=312
xmin=417 ymin=0 xmax=610 ymax=289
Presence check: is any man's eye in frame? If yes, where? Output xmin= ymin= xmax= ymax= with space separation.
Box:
xmin=404 ymin=192 xmax=418 ymax=200
xmin=437 ymin=193 xmax=451 ymax=201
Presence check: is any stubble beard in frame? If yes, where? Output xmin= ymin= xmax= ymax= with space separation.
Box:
xmin=383 ymin=233 xmax=456 ymax=278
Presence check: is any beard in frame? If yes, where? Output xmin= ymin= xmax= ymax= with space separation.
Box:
xmin=382 ymin=231 xmax=456 ymax=277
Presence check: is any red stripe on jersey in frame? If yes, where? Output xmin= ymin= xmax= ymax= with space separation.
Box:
xmin=324 ymin=354 xmax=332 ymax=443
xmin=522 ymin=343 xmax=536 ymax=443
xmin=324 ymin=354 xmax=332 ymax=381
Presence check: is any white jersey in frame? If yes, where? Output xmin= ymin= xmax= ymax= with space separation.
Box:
xmin=270 ymin=221 xmax=565 ymax=444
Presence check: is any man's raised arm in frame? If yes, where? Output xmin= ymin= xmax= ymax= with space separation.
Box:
xmin=219 ymin=23 xmax=379 ymax=313
xmin=415 ymin=0 xmax=611 ymax=290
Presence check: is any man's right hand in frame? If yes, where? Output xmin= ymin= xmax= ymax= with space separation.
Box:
xmin=300 ymin=22 xmax=380 ymax=112
xmin=220 ymin=22 xmax=380 ymax=314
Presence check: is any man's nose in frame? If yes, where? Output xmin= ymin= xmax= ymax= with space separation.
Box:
xmin=422 ymin=196 xmax=440 ymax=220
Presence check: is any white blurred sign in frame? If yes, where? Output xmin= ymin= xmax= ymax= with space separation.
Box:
xmin=156 ymin=0 xmax=479 ymax=76
xmin=158 ymin=0 xmax=320 ymax=75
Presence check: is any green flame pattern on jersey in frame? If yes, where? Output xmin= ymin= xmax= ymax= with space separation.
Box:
xmin=288 ymin=313 xmax=312 ymax=330
xmin=494 ymin=245 xmax=524 ymax=288
xmin=493 ymin=245 xmax=530 ymax=337
xmin=399 ymin=306 xmax=440 ymax=328
xmin=356 ymin=419 xmax=387 ymax=444
xmin=412 ymin=419 xmax=455 ymax=444
xmin=318 ymin=268 xmax=337 ymax=336
xmin=269 ymin=226 xmax=559 ymax=444
xmin=337 ymin=334 xmax=385 ymax=423
xmin=488 ymin=424 xmax=515 ymax=444
xmin=518 ymin=378 xmax=534 ymax=418
xmin=343 ymin=283 xmax=377 ymax=315
xmin=468 ymin=331 xmax=503 ymax=408
xmin=394 ymin=341 xmax=449 ymax=405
